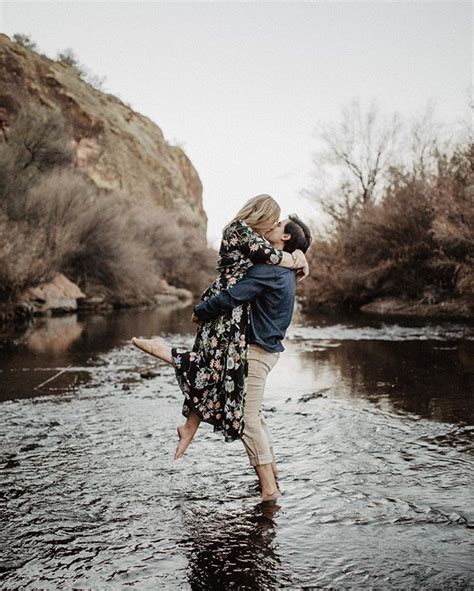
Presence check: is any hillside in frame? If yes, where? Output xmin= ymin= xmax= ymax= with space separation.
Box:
xmin=0 ymin=33 xmax=207 ymax=234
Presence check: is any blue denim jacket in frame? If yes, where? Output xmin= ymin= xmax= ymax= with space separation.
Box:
xmin=194 ymin=264 xmax=296 ymax=353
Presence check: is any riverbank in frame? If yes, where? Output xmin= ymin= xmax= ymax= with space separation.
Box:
xmin=301 ymin=295 xmax=473 ymax=323
xmin=359 ymin=296 xmax=473 ymax=320
xmin=0 ymin=272 xmax=193 ymax=326
xmin=3 ymin=289 xmax=472 ymax=329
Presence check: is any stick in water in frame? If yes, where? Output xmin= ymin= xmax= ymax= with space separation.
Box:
xmin=34 ymin=364 xmax=73 ymax=391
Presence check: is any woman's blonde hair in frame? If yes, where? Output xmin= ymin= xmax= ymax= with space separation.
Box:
xmin=224 ymin=194 xmax=281 ymax=234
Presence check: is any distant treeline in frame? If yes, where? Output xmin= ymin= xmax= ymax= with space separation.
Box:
xmin=0 ymin=105 xmax=216 ymax=304
xmin=300 ymin=101 xmax=473 ymax=311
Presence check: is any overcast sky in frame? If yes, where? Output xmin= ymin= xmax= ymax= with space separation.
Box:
xmin=1 ymin=1 xmax=471 ymax=245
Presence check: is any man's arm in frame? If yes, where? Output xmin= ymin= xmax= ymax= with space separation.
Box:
xmin=194 ymin=266 xmax=273 ymax=322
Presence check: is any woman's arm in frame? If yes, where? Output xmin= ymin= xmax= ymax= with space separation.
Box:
xmin=227 ymin=220 xmax=309 ymax=279
xmin=229 ymin=221 xmax=283 ymax=265
xmin=279 ymin=250 xmax=309 ymax=281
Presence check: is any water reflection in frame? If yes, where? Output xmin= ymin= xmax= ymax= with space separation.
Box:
xmin=24 ymin=316 xmax=84 ymax=354
xmin=293 ymin=336 xmax=474 ymax=424
xmin=0 ymin=305 xmax=194 ymax=401
xmin=180 ymin=502 xmax=290 ymax=590
xmin=1 ymin=306 xmax=473 ymax=425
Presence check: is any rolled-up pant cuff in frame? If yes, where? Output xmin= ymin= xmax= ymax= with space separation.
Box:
xmin=248 ymin=452 xmax=274 ymax=467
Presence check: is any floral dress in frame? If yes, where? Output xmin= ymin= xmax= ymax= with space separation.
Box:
xmin=171 ymin=219 xmax=283 ymax=442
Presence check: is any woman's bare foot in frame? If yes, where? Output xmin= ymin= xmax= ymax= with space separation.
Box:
xmin=174 ymin=412 xmax=201 ymax=459
xmin=175 ymin=424 xmax=195 ymax=459
xmin=131 ymin=337 xmax=172 ymax=364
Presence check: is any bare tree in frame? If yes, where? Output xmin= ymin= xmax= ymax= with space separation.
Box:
xmin=305 ymin=99 xmax=402 ymax=229
xmin=406 ymin=100 xmax=452 ymax=180
xmin=322 ymin=99 xmax=400 ymax=202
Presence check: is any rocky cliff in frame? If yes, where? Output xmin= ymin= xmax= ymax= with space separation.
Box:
xmin=0 ymin=33 xmax=207 ymax=236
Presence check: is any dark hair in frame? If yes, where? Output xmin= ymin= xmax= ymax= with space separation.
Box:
xmin=283 ymin=214 xmax=312 ymax=254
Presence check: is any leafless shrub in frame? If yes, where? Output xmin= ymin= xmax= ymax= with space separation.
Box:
xmin=128 ymin=205 xmax=217 ymax=295
xmin=0 ymin=103 xmax=216 ymax=303
xmin=12 ymin=33 xmax=37 ymax=52
xmin=56 ymin=48 xmax=106 ymax=91
xmin=301 ymin=138 xmax=473 ymax=309
xmin=23 ymin=170 xmax=161 ymax=303
xmin=0 ymin=213 xmax=54 ymax=300
xmin=0 ymin=103 xmax=74 ymax=218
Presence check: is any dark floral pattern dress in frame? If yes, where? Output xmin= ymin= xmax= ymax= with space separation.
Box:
xmin=171 ymin=219 xmax=283 ymax=442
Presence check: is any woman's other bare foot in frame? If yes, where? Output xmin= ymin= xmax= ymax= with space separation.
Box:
xmin=255 ymin=463 xmax=280 ymax=502
xmin=175 ymin=424 xmax=195 ymax=459
xmin=131 ymin=337 xmax=173 ymax=364
xmin=174 ymin=412 xmax=201 ymax=459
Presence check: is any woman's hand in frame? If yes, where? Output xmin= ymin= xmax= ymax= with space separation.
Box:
xmin=292 ymin=249 xmax=309 ymax=281
xmin=191 ymin=312 xmax=200 ymax=323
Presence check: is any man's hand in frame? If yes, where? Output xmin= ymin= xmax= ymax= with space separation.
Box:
xmin=292 ymin=249 xmax=309 ymax=282
xmin=191 ymin=312 xmax=200 ymax=323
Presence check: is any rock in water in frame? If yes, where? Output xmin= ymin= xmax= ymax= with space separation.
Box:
xmin=18 ymin=273 xmax=86 ymax=315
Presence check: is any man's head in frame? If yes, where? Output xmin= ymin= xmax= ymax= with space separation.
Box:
xmin=265 ymin=214 xmax=312 ymax=253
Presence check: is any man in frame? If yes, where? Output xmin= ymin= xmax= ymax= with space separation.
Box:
xmin=192 ymin=215 xmax=312 ymax=502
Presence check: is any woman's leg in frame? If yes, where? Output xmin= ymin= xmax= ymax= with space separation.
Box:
xmin=132 ymin=337 xmax=202 ymax=457
xmin=132 ymin=337 xmax=173 ymax=364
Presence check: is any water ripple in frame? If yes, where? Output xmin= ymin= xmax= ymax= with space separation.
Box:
xmin=1 ymin=309 xmax=473 ymax=588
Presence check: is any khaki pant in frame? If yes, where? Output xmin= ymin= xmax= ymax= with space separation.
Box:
xmin=241 ymin=343 xmax=280 ymax=466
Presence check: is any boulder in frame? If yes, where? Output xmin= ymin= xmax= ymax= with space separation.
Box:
xmin=18 ymin=273 xmax=86 ymax=315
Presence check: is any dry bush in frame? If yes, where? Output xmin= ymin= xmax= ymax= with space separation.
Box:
xmin=345 ymin=174 xmax=436 ymax=299
xmin=430 ymin=144 xmax=474 ymax=297
xmin=162 ymin=228 xmax=217 ymax=295
xmin=0 ymin=213 xmax=54 ymax=300
xmin=128 ymin=205 xmax=217 ymax=296
xmin=0 ymin=104 xmax=216 ymax=303
xmin=13 ymin=33 xmax=38 ymax=52
xmin=24 ymin=170 xmax=161 ymax=303
xmin=56 ymin=48 xmax=107 ymax=91
xmin=0 ymin=104 xmax=74 ymax=218
xmin=301 ymin=141 xmax=473 ymax=309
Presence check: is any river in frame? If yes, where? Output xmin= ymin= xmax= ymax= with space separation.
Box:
xmin=1 ymin=305 xmax=473 ymax=589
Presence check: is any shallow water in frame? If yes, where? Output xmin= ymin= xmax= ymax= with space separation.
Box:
xmin=1 ymin=306 xmax=473 ymax=589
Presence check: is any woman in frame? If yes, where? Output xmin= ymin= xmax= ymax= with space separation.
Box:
xmin=132 ymin=194 xmax=308 ymax=459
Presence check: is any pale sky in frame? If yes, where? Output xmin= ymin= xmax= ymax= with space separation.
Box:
xmin=1 ymin=1 xmax=471 ymax=245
